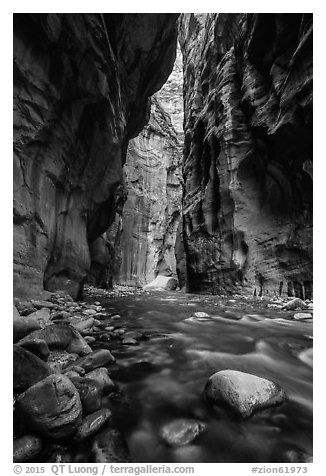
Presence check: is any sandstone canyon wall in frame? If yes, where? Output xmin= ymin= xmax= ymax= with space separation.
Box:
xmin=179 ymin=13 xmax=313 ymax=298
xmin=117 ymin=49 xmax=183 ymax=287
xmin=118 ymin=97 xmax=182 ymax=286
xmin=13 ymin=13 xmax=179 ymax=298
xmin=87 ymin=49 xmax=183 ymax=289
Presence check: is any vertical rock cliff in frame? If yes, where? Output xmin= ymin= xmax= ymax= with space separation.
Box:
xmin=118 ymin=84 xmax=183 ymax=286
xmin=179 ymin=13 xmax=313 ymax=297
xmin=13 ymin=13 xmax=178 ymax=298
xmin=87 ymin=49 xmax=183 ymax=289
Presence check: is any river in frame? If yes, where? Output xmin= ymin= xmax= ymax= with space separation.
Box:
xmin=84 ymin=289 xmax=313 ymax=463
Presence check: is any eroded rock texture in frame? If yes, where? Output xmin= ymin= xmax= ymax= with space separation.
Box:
xmin=179 ymin=13 xmax=313 ymax=297
xmin=87 ymin=49 xmax=183 ymax=289
xmin=118 ymin=93 xmax=183 ymax=286
xmin=13 ymin=13 xmax=178 ymax=298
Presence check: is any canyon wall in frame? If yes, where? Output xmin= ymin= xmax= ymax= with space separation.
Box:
xmin=13 ymin=13 xmax=178 ymax=298
xmin=179 ymin=13 xmax=313 ymax=298
xmin=88 ymin=49 xmax=183 ymax=289
xmin=118 ymin=91 xmax=183 ymax=286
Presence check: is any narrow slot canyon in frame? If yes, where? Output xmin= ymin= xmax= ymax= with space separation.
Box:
xmin=13 ymin=13 xmax=313 ymax=464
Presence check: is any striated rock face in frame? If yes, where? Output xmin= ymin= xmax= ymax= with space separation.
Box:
xmin=13 ymin=13 xmax=178 ymax=298
xmin=117 ymin=73 xmax=183 ymax=286
xmin=179 ymin=13 xmax=313 ymax=297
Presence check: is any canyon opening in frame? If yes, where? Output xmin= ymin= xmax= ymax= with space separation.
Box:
xmin=13 ymin=13 xmax=313 ymax=464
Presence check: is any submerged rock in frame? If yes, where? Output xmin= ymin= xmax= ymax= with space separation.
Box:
xmin=16 ymin=374 xmax=82 ymax=441
xmin=13 ymin=434 xmax=43 ymax=462
xmin=293 ymin=312 xmax=312 ymax=320
xmin=92 ymin=428 xmax=130 ymax=463
xmin=284 ymin=449 xmax=313 ymax=463
xmin=159 ymin=419 xmax=206 ymax=447
xmin=121 ymin=337 xmax=138 ymax=345
xmin=172 ymin=444 xmax=205 ymax=463
xmin=205 ymin=370 xmax=285 ymax=417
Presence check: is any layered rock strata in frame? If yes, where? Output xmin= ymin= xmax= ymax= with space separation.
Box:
xmin=179 ymin=13 xmax=313 ymax=297
xmin=14 ymin=13 xmax=178 ymax=298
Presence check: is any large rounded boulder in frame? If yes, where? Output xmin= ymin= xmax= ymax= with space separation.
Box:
xmin=16 ymin=374 xmax=82 ymax=441
xmin=205 ymin=369 xmax=285 ymax=417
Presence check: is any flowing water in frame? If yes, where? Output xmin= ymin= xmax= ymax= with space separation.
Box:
xmin=87 ymin=290 xmax=313 ymax=463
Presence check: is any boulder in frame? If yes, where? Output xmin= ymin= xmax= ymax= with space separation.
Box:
xmin=69 ymin=375 xmax=103 ymax=415
xmin=31 ymin=300 xmax=57 ymax=310
xmin=293 ymin=312 xmax=312 ymax=320
xmin=16 ymin=374 xmax=82 ymax=441
xmin=24 ymin=308 xmax=52 ymax=328
xmin=193 ymin=312 xmax=210 ymax=318
xmin=68 ymin=317 xmax=95 ymax=332
xmin=13 ymin=345 xmax=54 ymax=393
xmin=92 ymin=428 xmax=130 ymax=462
xmin=73 ymin=409 xmax=112 ymax=442
xmin=282 ymin=298 xmax=307 ymax=311
xmin=65 ymin=349 xmax=115 ymax=373
xmin=83 ymin=309 xmax=97 ymax=316
xmin=84 ymin=336 xmax=96 ymax=344
xmin=18 ymin=338 xmax=50 ymax=361
xmin=18 ymin=323 xmax=92 ymax=356
xmin=159 ymin=419 xmax=206 ymax=447
xmin=85 ymin=368 xmax=116 ymax=394
xmin=15 ymin=302 xmax=37 ymax=316
xmin=13 ymin=435 xmax=43 ymax=462
xmin=13 ymin=313 xmax=41 ymax=343
xmin=143 ymin=275 xmax=178 ymax=291
xmin=121 ymin=337 xmax=138 ymax=345
xmin=205 ymin=370 xmax=285 ymax=417
xmin=123 ymin=330 xmax=144 ymax=340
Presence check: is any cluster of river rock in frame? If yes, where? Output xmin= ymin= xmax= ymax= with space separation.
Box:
xmin=13 ymin=289 xmax=312 ymax=463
